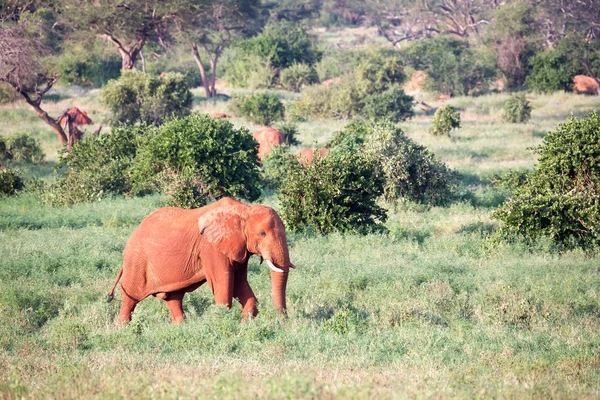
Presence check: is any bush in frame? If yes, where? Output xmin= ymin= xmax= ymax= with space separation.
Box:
xmin=222 ymin=52 xmax=276 ymax=89
xmin=340 ymin=120 xmax=458 ymax=205
xmin=430 ymin=105 xmax=461 ymax=136
xmin=403 ymin=37 xmax=498 ymax=95
xmin=279 ymin=149 xmax=386 ymax=234
xmin=240 ymin=21 xmax=322 ymax=69
xmin=526 ymin=49 xmax=581 ymax=93
xmin=360 ymin=87 xmax=414 ymax=122
xmin=279 ymin=63 xmax=319 ymax=92
xmin=229 ymin=93 xmax=285 ymax=126
xmin=43 ymin=124 xmax=147 ymax=206
xmin=0 ymin=169 xmax=24 ymax=197
xmin=131 ymin=113 xmax=261 ymax=205
xmin=0 ymin=82 xmax=15 ymax=104
xmin=503 ymin=93 xmax=532 ymax=123
xmin=261 ymin=145 xmax=300 ymax=190
xmin=56 ymin=42 xmax=121 ymax=87
xmin=1 ymin=133 xmax=45 ymax=163
xmin=492 ymin=112 xmax=600 ymax=250
xmin=277 ymin=121 xmax=301 ymax=146
xmin=101 ymin=71 xmax=192 ymax=125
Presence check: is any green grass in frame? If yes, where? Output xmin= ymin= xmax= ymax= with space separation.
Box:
xmin=1 ymin=87 xmax=600 ymax=398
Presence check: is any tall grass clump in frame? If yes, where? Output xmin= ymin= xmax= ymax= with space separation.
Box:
xmin=493 ymin=111 xmax=600 ymax=250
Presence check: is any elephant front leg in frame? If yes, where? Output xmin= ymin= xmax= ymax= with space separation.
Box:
xmin=234 ymin=268 xmax=258 ymax=318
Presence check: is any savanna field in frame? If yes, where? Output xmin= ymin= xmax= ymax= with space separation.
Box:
xmin=1 ymin=86 xmax=599 ymax=398
xmin=2 ymin=3 xmax=600 ymax=396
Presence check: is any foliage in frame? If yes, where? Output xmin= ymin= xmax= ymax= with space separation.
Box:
xmin=222 ymin=52 xmax=276 ymax=89
xmin=360 ymin=87 xmax=414 ymax=122
xmin=526 ymin=49 xmax=582 ymax=93
xmin=493 ymin=112 xmax=600 ymax=250
xmin=430 ymin=105 xmax=461 ymax=136
xmin=229 ymin=93 xmax=285 ymax=125
xmin=277 ymin=121 xmax=301 ymax=146
xmin=56 ymin=42 xmax=121 ymax=88
xmin=279 ymin=63 xmax=319 ymax=92
xmin=403 ymin=37 xmax=498 ymax=95
xmin=0 ymin=168 xmax=24 ymax=197
xmin=1 ymin=133 xmax=45 ymax=163
xmin=100 ymin=71 xmax=192 ymax=126
xmin=131 ymin=113 xmax=261 ymax=204
xmin=240 ymin=21 xmax=322 ymax=69
xmin=502 ymin=93 xmax=532 ymax=123
xmin=261 ymin=145 xmax=299 ymax=189
xmin=337 ymin=120 xmax=458 ymax=205
xmin=43 ymin=125 xmax=147 ymax=206
xmin=279 ymin=149 xmax=387 ymax=234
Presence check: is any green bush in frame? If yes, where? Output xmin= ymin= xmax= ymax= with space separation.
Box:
xmin=43 ymin=124 xmax=147 ymax=206
xmin=131 ymin=113 xmax=261 ymax=205
xmin=229 ymin=93 xmax=285 ymax=126
xmin=360 ymin=87 xmax=414 ymax=122
xmin=222 ymin=52 xmax=276 ymax=89
xmin=0 ymin=168 xmax=24 ymax=197
xmin=503 ymin=93 xmax=532 ymax=123
xmin=0 ymin=82 xmax=15 ymax=104
xmin=430 ymin=105 xmax=461 ymax=136
xmin=403 ymin=37 xmax=498 ymax=95
xmin=492 ymin=112 xmax=600 ymax=250
xmin=1 ymin=133 xmax=45 ymax=163
xmin=279 ymin=63 xmax=319 ymax=92
xmin=56 ymin=42 xmax=121 ymax=87
xmin=240 ymin=21 xmax=322 ymax=69
xmin=279 ymin=149 xmax=387 ymax=234
xmin=525 ymin=49 xmax=581 ymax=93
xmin=101 ymin=71 xmax=192 ymax=125
xmin=277 ymin=121 xmax=301 ymax=146
xmin=261 ymin=145 xmax=300 ymax=190
xmin=339 ymin=120 xmax=458 ymax=205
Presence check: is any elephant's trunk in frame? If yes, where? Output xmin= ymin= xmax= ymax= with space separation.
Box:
xmin=271 ymin=268 xmax=289 ymax=313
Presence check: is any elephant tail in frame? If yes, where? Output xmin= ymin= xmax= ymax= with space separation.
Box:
xmin=107 ymin=267 xmax=123 ymax=303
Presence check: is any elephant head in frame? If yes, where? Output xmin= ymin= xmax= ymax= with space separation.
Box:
xmin=198 ymin=201 xmax=295 ymax=312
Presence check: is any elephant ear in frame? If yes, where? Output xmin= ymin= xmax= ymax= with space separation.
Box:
xmin=198 ymin=207 xmax=247 ymax=263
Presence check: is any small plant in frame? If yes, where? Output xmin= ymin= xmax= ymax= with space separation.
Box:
xmin=279 ymin=150 xmax=387 ymax=234
xmin=493 ymin=111 xmax=600 ymax=250
xmin=1 ymin=133 xmax=44 ymax=163
xmin=277 ymin=121 xmax=301 ymax=146
xmin=360 ymin=87 xmax=414 ymax=122
xmin=503 ymin=93 xmax=532 ymax=123
xmin=430 ymin=105 xmax=461 ymax=136
xmin=229 ymin=93 xmax=285 ymax=126
xmin=323 ymin=308 xmax=367 ymax=334
xmin=279 ymin=63 xmax=319 ymax=92
xmin=101 ymin=71 xmax=193 ymax=126
xmin=0 ymin=168 xmax=24 ymax=197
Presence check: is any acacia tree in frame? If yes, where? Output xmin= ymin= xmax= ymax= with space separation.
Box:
xmin=178 ymin=0 xmax=263 ymax=98
xmin=0 ymin=26 xmax=68 ymax=146
xmin=62 ymin=0 xmax=180 ymax=71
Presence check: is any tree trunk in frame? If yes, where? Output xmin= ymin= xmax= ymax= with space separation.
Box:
xmin=209 ymin=56 xmax=219 ymax=98
xmin=31 ymin=103 xmax=68 ymax=145
xmin=192 ymin=43 xmax=212 ymax=98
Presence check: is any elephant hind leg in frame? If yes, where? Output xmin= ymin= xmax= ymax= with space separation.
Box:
xmin=165 ymin=290 xmax=186 ymax=324
xmin=118 ymin=288 xmax=139 ymax=324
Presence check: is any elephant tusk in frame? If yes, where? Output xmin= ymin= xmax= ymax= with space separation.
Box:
xmin=267 ymin=259 xmax=284 ymax=273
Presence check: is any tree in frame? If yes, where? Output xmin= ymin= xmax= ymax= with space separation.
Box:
xmin=61 ymin=0 xmax=180 ymax=71
xmin=177 ymin=0 xmax=263 ymax=98
xmin=0 ymin=26 xmax=68 ymax=146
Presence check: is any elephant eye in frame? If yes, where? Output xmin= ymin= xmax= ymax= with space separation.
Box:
xmin=259 ymin=231 xmax=266 ymax=237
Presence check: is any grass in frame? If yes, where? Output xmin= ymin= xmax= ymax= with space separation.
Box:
xmin=1 ymin=86 xmax=600 ymax=398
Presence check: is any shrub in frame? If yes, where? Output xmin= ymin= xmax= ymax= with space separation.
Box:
xmin=1 ymin=133 xmax=44 ymax=163
xmin=492 ymin=112 xmax=600 ymax=250
xmin=430 ymin=105 xmax=461 ymax=136
xmin=229 ymin=93 xmax=285 ymax=126
xmin=279 ymin=63 xmax=319 ymax=92
xmin=277 ymin=121 xmax=301 ymax=146
xmin=43 ymin=124 xmax=147 ymax=206
xmin=101 ymin=71 xmax=192 ymax=125
xmin=261 ymin=145 xmax=299 ymax=190
xmin=0 ymin=82 xmax=15 ymax=104
xmin=222 ymin=51 xmax=276 ymax=89
xmin=360 ymin=87 xmax=414 ymax=122
xmin=240 ymin=21 xmax=322 ymax=69
xmin=341 ymin=120 xmax=458 ymax=205
xmin=0 ymin=169 xmax=24 ymax=197
xmin=503 ymin=93 xmax=532 ymax=123
xmin=131 ymin=113 xmax=261 ymax=205
xmin=279 ymin=149 xmax=387 ymax=234
xmin=525 ymin=49 xmax=581 ymax=93
xmin=403 ymin=37 xmax=498 ymax=95
xmin=56 ymin=42 xmax=121 ymax=87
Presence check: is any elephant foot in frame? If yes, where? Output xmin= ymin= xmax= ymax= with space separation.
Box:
xmin=172 ymin=315 xmax=186 ymax=324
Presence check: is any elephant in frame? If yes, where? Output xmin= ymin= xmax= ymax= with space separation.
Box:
xmin=107 ymin=197 xmax=296 ymax=324
xmin=252 ymin=127 xmax=284 ymax=161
